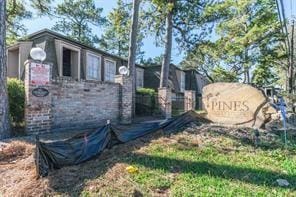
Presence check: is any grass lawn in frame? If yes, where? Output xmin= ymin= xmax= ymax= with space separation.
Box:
xmin=79 ymin=125 xmax=296 ymax=196
xmin=1 ymin=124 xmax=296 ymax=196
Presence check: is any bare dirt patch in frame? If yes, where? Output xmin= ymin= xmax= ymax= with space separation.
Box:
xmin=0 ymin=140 xmax=34 ymax=164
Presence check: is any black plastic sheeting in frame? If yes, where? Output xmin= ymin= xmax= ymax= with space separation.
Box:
xmin=35 ymin=111 xmax=210 ymax=177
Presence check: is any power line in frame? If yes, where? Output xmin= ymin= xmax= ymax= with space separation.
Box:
xmin=279 ymin=0 xmax=291 ymax=54
xmin=276 ymin=0 xmax=290 ymax=66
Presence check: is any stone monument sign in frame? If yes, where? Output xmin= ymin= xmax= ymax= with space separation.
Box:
xmin=202 ymin=83 xmax=275 ymax=128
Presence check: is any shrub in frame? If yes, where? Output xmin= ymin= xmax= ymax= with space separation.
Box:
xmin=7 ymin=78 xmax=25 ymax=126
xmin=136 ymin=88 xmax=156 ymax=96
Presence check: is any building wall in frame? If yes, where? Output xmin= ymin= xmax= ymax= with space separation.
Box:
xmin=143 ymin=65 xmax=181 ymax=93
xmin=7 ymin=48 xmax=19 ymax=78
xmin=136 ymin=67 xmax=144 ymax=89
xmin=51 ymin=78 xmax=120 ymax=130
xmin=196 ymin=73 xmax=209 ymax=94
xmin=7 ymin=32 xmax=143 ymax=82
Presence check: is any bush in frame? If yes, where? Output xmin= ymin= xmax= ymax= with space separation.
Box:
xmin=7 ymin=78 xmax=25 ymax=126
xmin=136 ymin=88 xmax=156 ymax=96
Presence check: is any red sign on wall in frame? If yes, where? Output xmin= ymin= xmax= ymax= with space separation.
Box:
xmin=30 ymin=62 xmax=50 ymax=85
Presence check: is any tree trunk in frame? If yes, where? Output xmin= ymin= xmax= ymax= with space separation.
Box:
xmin=127 ymin=0 xmax=140 ymax=117
xmin=0 ymin=0 xmax=10 ymax=139
xmin=160 ymin=0 xmax=174 ymax=88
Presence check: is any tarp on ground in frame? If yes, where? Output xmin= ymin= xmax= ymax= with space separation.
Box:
xmin=35 ymin=111 xmax=210 ymax=177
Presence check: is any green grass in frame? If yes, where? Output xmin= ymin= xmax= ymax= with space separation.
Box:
xmin=121 ymin=129 xmax=296 ymax=196
xmin=60 ymin=126 xmax=296 ymax=196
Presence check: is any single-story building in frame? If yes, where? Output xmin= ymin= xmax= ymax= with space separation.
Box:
xmin=6 ymin=29 xmax=145 ymax=88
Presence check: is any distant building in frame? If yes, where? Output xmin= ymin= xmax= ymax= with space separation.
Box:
xmin=143 ymin=64 xmax=209 ymax=109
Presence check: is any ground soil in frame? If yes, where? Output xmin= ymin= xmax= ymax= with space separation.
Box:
xmin=0 ymin=123 xmax=294 ymax=196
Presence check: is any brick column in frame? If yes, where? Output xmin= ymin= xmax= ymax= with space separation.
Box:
xmin=25 ymin=60 xmax=53 ymax=133
xmin=115 ymin=75 xmax=132 ymax=124
xmin=184 ymin=90 xmax=196 ymax=111
xmin=158 ymin=88 xmax=172 ymax=119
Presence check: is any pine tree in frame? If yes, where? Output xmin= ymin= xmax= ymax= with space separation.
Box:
xmin=127 ymin=0 xmax=141 ymax=116
xmin=0 ymin=0 xmax=11 ymax=139
xmin=52 ymin=0 xmax=106 ymax=46
xmin=183 ymin=0 xmax=284 ymax=85
xmin=6 ymin=0 xmax=32 ymax=45
xmin=202 ymin=0 xmax=283 ymax=84
xmin=100 ymin=0 xmax=144 ymax=60
xmin=144 ymin=0 xmax=208 ymax=87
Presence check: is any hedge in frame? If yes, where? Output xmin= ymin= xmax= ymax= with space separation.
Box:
xmin=7 ymin=78 xmax=25 ymax=126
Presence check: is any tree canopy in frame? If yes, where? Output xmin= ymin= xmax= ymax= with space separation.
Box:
xmin=99 ymin=0 xmax=144 ymax=60
xmin=182 ymin=0 xmax=285 ymax=86
xmin=52 ymin=0 xmax=106 ymax=46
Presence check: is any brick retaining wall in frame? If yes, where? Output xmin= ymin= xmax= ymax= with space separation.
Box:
xmin=51 ymin=78 xmax=120 ymax=130
xmin=25 ymin=61 xmax=132 ymax=133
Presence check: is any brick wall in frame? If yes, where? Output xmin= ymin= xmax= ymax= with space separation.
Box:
xmin=24 ymin=61 xmax=132 ymax=133
xmin=25 ymin=61 xmax=53 ymax=133
xmin=51 ymin=78 xmax=120 ymax=130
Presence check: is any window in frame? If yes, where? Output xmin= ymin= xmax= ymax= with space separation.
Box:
xmin=55 ymin=40 xmax=81 ymax=80
xmin=180 ymin=71 xmax=185 ymax=92
xmin=136 ymin=68 xmax=144 ymax=89
xmin=104 ymin=59 xmax=116 ymax=82
xmin=86 ymin=53 xmax=101 ymax=80
xmin=63 ymin=48 xmax=72 ymax=76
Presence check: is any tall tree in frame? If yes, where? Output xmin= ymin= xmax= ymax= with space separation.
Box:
xmin=52 ymin=0 xmax=106 ymax=46
xmin=0 ymin=0 xmax=11 ymax=139
xmin=160 ymin=0 xmax=174 ymax=88
xmin=5 ymin=0 xmax=54 ymax=45
xmin=201 ymin=0 xmax=283 ymax=84
xmin=144 ymin=0 xmax=208 ymax=87
xmin=100 ymin=0 xmax=144 ymax=60
xmin=183 ymin=0 xmax=284 ymax=85
xmin=181 ymin=41 xmax=239 ymax=82
xmin=6 ymin=0 xmax=32 ymax=45
xmin=127 ymin=0 xmax=141 ymax=116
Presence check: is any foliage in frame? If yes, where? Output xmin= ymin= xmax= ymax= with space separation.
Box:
xmin=252 ymin=63 xmax=279 ymax=86
xmin=6 ymin=0 xmax=53 ymax=45
xmin=143 ymin=0 xmax=210 ymax=49
xmin=182 ymin=0 xmax=285 ymax=85
xmin=211 ymin=66 xmax=239 ymax=82
xmin=141 ymin=55 xmax=164 ymax=66
xmin=52 ymin=0 xmax=106 ymax=46
xmin=7 ymin=78 xmax=25 ymax=126
xmin=100 ymin=0 xmax=144 ymax=60
xmin=6 ymin=0 xmax=32 ymax=45
xmin=136 ymin=88 xmax=156 ymax=96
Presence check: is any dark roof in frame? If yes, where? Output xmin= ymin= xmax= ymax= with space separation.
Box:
xmin=144 ymin=63 xmax=183 ymax=71
xmin=14 ymin=28 xmax=145 ymax=68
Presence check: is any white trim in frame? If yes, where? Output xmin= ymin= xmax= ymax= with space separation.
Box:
xmin=86 ymin=51 xmax=102 ymax=81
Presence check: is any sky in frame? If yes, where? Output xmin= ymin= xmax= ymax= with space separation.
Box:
xmin=22 ymin=0 xmax=185 ymax=64
xmin=21 ymin=0 xmax=296 ymax=65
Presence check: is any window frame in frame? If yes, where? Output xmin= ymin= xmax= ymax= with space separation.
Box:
xmin=104 ymin=58 xmax=117 ymax=82
xmin=180 ymin=71 xmax=185 ymax=92
xmin=86 ymin=51 xmax=102 ymax=81
xmin=136 ymin=68 xmax=144 ymax=89
xmin=55 ymin=39 xmax=81 ymax=80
